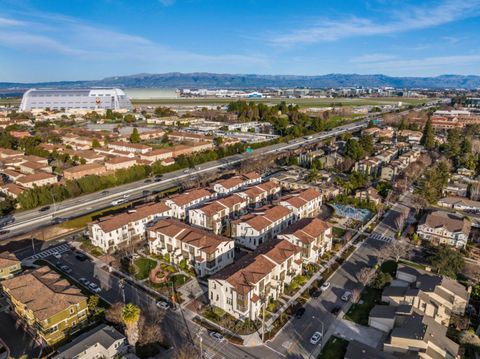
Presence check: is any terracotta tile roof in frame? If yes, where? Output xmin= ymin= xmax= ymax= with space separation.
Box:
xmin=263 ymin=205 xmax=292 ymax=222
xmin=109 ymin=141 xmax=152 ymax=150
xmin=217 ymin=194 xmax=246 ymax=209
xmin=63 ymin=163 xmax=105 ymax=174
xmin=168 ymin=188 xmax=212 ymax=207
xmin=94 ymin=202 xmax=171 ymax=233
xmin=0 ymin=148 xmax=23 ymax=157
xmin=244 ymin=215 xmax=273 ymax=232
xmin=297 ymin=188 xmax=321 ymax=202
xmin=215 ymin=176 xmax=245 ymax=190
xmin=1 ymin=183 xmax=25 ymax=196
xmin=241 ymin=186 xmax=264 ymax=199
xmin=256 ymin=180 xmax=280 ymax=192
xmin=20 ymin=161 xmax=47 ymax=170
xmin=280 ymin=218 xmax=331 ymax=244
xmin=143 ymin=148 xmax=173 ymax=156
xmin=2 ymin=266 xmax=86 ymax=321
xmin=197 ymin=201 xmax=227 ymax=216
xmin=16 ymin=172 xmax=56 ymax=184
xmin=243 ymin=172 xmax=261 ymax=180
xmin=105 ymin=157 xmax=136 ymax=165
xmin=23 ymin=155 xmax=47 ymax=163
xmin=149 ymin=218 xmax=232 ymax=254
xmin=212 ymin=239 xmax=300 ymax=295
xmin=0 ymin=251 xmax=20 ymax=269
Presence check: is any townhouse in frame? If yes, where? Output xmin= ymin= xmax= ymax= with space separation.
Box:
xmin=63 ymin=135 xmax=98 ymax=150
xmin=188 ymin=194 xmax=248 ymax=234
xmin=417 ymin=211 xmax=471 ymax=248
xmin=171 ymin=142 xmax=214 ymax=157
xmin=277 ymin=188 xmax=322 ymax=219
xmin=208 ymin=239 xmax=302 ymax=321
xmin=354 ymin=157 xmax=383 ymax=176
xmin=212 ymin=172 xmax=262 ymax=195
xmin=104 ymin=157 xmax=137 ymax=171
xmin=236 ymin=180 xmax=282 ymax=208
xmin=0 ymin=252 xmax=21 ymax=280
xmin=107 ymin=141 xmax=152 ymax=154
xmin=1 ymin=266 xmax=89 ymax=347
xmin=231 ymin=205 xmax=295 ymax=250
xmin=381 ymin=265 xmax=469 ymax=326
xmin=148 ymin=218 xmax=234 ymax=277
xmin=16 ymin=172 xmax=58 ymax=188
xmin=167 ymin=131 xmax=213 ymax=143
xmin=63 ymin=163 xmax=106 ymax=181
xmin=438 ymin=196 xmax=480 ymax=213
xmin=139 ymin=148 xmax=174 ymax=163
xmin=277 ymin=217 xmax=332 ymax=263
xmin=89 ymin=202 xmax=172 ymax=252
xmin=164 ymin=188 xmax=216 ymax=220
xmin=0 ymin=182 xmax=25 ymax=198
xmin=0 ymin=148 xmax=23 ymax=160
xmin=18 ymin=161 xmax=52 ymax=175
xmin=354 ymin=187 xmax=382 ymax=206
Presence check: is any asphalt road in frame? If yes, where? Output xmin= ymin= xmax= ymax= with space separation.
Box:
xmin=0 ymin=119 xmax=369 ymax=241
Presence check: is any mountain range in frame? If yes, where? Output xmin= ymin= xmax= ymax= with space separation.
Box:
xmin=1 ymin=73 xmax=480 ymax=90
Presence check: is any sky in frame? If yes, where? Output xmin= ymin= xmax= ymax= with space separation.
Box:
xmin=0 ymin=0 xmax=480 ymax=82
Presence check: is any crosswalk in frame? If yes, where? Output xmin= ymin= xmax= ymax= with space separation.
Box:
xmin=369 ymin=233 xmax=394 ymax=243
xmin=25 ymin=243 xmax=70 ymax=261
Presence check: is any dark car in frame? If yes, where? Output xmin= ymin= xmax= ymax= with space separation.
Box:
xmin=75 ymin=253 xmax=88 ymax=261
xmin=101 ymin=190 xmax=110 ymax=195
xmin=331 ymin=306 xmax=341 ymax=315
xmin=142 ymin=190 xmax=151 ymax=196
xmin=295 ymin=307 xmax=306 ymax=319
xmin=310 ymin=289 xmax=321 ymax=298
xmin=39 ymin=206 xmax=51 ymax=212
xmin=154 ymin=175 xmax=163 ymax=182
xmin=144 ymin=179 xmax=152 ymax=183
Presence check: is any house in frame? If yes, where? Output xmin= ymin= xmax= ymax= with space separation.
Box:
xmin=208 ymin=239 xmax=302 ymax=321
xmin=63 ymin=163 xmax=106 ymax=180
xmin=231 ymin=205 xmax=295 ymax=250
xmin=355 ymin=187 xmax=382 ymax=206
xmin=164 ymin=188 xmax=216 ymax=220
xmin=212 ymin=172 xmax=262 ymax=195
xmin=397 ymin=130 xmax=422 ymax=144
xmin=0 ymin=183 xmax=25 ymax=198
xmin=148 ymin=218 xmax=234 ymax=277
xmin=89 ymin=202 xmax=172 ymax=252
xmin=53 ymin=324 xmax=127 ymax=359
xmin=381 ymin=265 xmax=469 ymax=326
xmin=107 ymin=141 xmax=152 ymax=154
xmin=277 ymin=217 xmax=332 ymax=263
xmin=0 ymin=252 xmax=21 ymax=280
xmin=236 ymin=180 xmax=282 ymax=208
xmin=354 ymin=157 xmax=383 ymax=176
xmin=16 ymin=172 xmax=58 ymax=188
xmin=140 ymin=148 xmax=173 ymax=163
xmin=139 ymin=129 xmax=165 ymax=141
xmin=438 ymin=197 xmax=480 ymax=213
xmin=1 ymin=266 xmax=89 ymax=346
xmin=345 ymin=340 xmax=396 ymax=359
xmin=444 ymin=181 xmax=469 ymax=198
xmin=417 ymin=211 xmax=471 ymax=248
xmin=278 ymin=188 xmax=322 ymax=219
xmin=18 ymin=161 xmax=52 ymax=175
xmin=0 ymin=148 xmax=23 ymax=159
xmin=104 ymin=157 xmax=137 ymax=171
xmin=188 ymin=194 xmax=248 ymax=234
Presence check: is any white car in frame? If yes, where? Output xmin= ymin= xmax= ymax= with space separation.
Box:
xmin=320 ymin=282 xmax=330 ymax=291
xmin=156 ymin=301 xmax=170 ymax=310
xmin=209 ymin=332 xmax=224 ymax=342
xmin=89 ymin=282 xmax=101 ymax=293
xmin=310 ymin=331 xmax=323 ymax=345
xmin=52 ymin=251 xmax=61 ymax=259
xmin=79 ymin=277 xmax=91 ymax=286
xmin=341 ymin=290 xmax=352 ymax=301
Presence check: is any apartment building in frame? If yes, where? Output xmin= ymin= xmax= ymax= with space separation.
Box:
xmin=278 ymin=188 xmax=322 ymax=219
xmin=104 ymin=157 xmax=137 ymax=171
xmin=354 ymin=187 xmax=382 ymax=206
xmin=188 ymin=194 xmax=248 ymax=234
xmin=171 ymin=142 xmax=214 ymax=157
xmin=232 ymin=205 xmax=295 ymax=250
xmin=167 ymin=131 xmax=213 ymax=143
xmin=212 ymin=172 xmax=262 ymax=195
xmin=237 ymin=180 xmax=282 ymax=208
xmin=0 ymin=252 xmax=21 ymax=280
xmin=0 ymin=148 xmax=23 ymax=159
xmin=63 ymin=163 xmax=106 ymax=180
xmin=148 ymin=219 xmax=234 ymax=277
xmin=277 ymin=217 xmax=332 ymax=263
xmin=208 ymin=239 xmax=302 ymax=320
xmin=16 ymin=172 xmax=58 ymax=188
xmin=107 ymin=141 xmax=152 ymax=154
xmin=354 ymin=157 xmax=383 ymax=176
xmin=417 ymin=211 xmax=471 ymax=248
xmin=89 ymin=202 xmax=172 ymax=252
xmin=18 ymin=161 xmax=52 ymax=175
xmin=139 ymin=148 xmax=173 ymax=163
xmin=1 ymin=266 xmax=89 ymax=347
xmin=0 ymin=183 xmax=25 ymax=198
xmin=164 ymin=188 xmax=216 ymax=220
xmin=381 ymin=265 xmax=469 ymax=326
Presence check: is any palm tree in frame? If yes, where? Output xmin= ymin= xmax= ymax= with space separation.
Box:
xmin=122 ymin=303 xmax=141 ymax=347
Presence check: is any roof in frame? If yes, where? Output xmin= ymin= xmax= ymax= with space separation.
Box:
xmin=94 ymin=202 xmax=171 ymax=233
xmin=63 ymin=163 xmax=105 ymax=174
xmin=105 ymin=157 xmax=136 ymax=165
xmin=16 ymin=172 xmax=56 ymax=184
xmin=212 ymin=239 xmax=300 ymax=295
xmin=168 ymin=188 xmax=212 ymax=207
xmin=215 ymin=176 xmax=246 ymax=190
xmin=420 ymin=210 xmax=470 ymax=235
xmin=345 ymin=340 xmax=396 ymax=359
xmin=237 ymin=205 xmax=292 ymax=232
xmin=2 ymin=266 xmax=87 ymax=321
xmin=54 ymin=324 xmax=125 ymax=359
xmin=149 ymin=218 xmax=232 ymax=254
xmin=369 ymin=304 xmax=397 ymax=319
xmin=1 ymin=183 xmax=25 ymax=196
xmin=0 ymin=251 xmax=20 ymax=269
xmin=280 ymin=217 xmax=331 ymax=244
xmin=108 ymin=141 xmax=152 ymax=150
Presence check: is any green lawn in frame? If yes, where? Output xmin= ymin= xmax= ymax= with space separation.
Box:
xmin=134 ymin=258 xmax=157 ymax=280
xmin=344 ymin=287 xmax=382 ymax=325
xmin=317 ymin=336 xmax=349 ymax=359
xmin=380 ymin=260 xmax=398 ymax=276
xmin=79 ymin=239 xmax=104 ymax=257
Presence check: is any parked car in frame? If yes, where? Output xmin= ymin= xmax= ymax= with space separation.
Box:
xmin=331 ymin=306 xmax=341 ymax=315
xmin=209 ymin=331 xmax=224 ymax=342
xmin=156 ymin=301 xmax=170 ymax=310
xmin=60 ymin=265 xmax=72 ymax=274
xmin=101 ymin=190 xmax=110 ymax=195
xmin=310 ymin=331 xmax=323 ymax=345
xmin=79 ymin=277 xmax=90 ymax=286
xmin=89 ymin=282 xmax=101 ymax=293
xmin=310 ymin=289 xmax=321 ymax=298
xmin=53 ymin=251 xmax=62 ymax=259
xmin=295 ymin=307 xmax=306 ymax=319
xmin=75 ymin=253 xmax=88 ymax=261
xmin=320 ymin=282 xmax=331 ymax=291
xmin=341 ymin=291 xmax=352 ymax=302
xmin=144 ymin=179 xmax=152 ymax=183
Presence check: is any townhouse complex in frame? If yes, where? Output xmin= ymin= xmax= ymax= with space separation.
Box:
xmin=417 ymin=211 xmax=471 ymax=249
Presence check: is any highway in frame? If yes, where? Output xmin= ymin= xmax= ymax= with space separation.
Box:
xmin=0 ymin=119 xmax=368 ymax=241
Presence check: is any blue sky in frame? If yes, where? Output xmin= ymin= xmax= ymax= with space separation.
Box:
xmin=1 ymin=0 xmax=480 ymax=82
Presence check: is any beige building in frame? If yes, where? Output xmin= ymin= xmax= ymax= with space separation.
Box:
xmin=278 ymin=188 xmax=322 ymax=219
xmin=0 ymin=252 xmax=21 ymax=280
xmin=63 ymin=163 xmax=106 ymax=180
xmin=104 ymin=157 xmax=137 ymax=171
xmin=16 ymin=172 xmax=58 ymax=188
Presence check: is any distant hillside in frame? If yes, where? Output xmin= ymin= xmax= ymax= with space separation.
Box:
xmin=1 ymin=73 xmax=480 ymax=90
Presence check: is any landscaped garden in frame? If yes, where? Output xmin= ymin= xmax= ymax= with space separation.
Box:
xmin=201 ymin=306 xmax=261 ymax=335
xmin=133 ymin=257 xmax=157 ymax=280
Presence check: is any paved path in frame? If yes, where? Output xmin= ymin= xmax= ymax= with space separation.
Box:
xmin=334 ymin=319 xmax=385 ymax=348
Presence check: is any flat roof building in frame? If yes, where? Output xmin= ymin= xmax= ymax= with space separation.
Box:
xmin=19 ymin=88 xmax=132 ymax=111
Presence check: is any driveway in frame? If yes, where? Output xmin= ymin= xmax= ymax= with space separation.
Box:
xmin=334 ymin=319 xmax=385 ymax=348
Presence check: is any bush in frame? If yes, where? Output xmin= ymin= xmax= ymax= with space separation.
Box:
xmin=372 ymin=271 xmax=392 ymax=289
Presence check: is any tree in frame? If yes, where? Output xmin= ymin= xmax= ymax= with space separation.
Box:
xmin=105 ymin=302 xmax=124 ymax=325
xmin=173 ymin=344 xmax=199 ymax=359
xmin=389 ymin=241 xmax=410 ymax=262
xmin=359 ymin=135 xmax=374 ymax=156
xmin=446 ymin=128 xmax=461 ymax=159
xmin=356 ymin=266 xmax=376 ymax=287
xmin=372 ymin=272 xmax=392 ymax=289
xmin=130 ymin=128 xmax=140 ymax=143
xmin=344 ymin=138 xmax=365 ymax=161
xmin=87 ymin=295 xmax=100 ymax=312
xmin=429 ymin=246 xmax=465 ymax=278
xmin=420 ymin=117 xmax=435 ymax=150
xmin=92 ymin=138 xmax=101 ymax=148
xmin=122 ymin=303 xmax=141 ymax=346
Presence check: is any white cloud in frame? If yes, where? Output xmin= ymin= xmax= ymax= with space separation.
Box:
xmin=350 ymin=54 xmax=397 ymax=63
xmin=0 ymin=16 xmax=24 ymax=26
xmin=270 ymin=0 xmax=480 ymax=46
